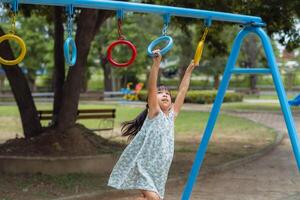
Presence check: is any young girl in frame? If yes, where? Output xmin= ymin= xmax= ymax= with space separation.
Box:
xmin=108 ymin=50 xmax=197 ymax=200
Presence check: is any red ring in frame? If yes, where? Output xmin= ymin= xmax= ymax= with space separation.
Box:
xmin=107 ymin=40 xmax=137 ymax=67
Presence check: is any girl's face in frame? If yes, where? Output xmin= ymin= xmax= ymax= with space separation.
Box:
xmin=157 ymin=89 xmax=172 ymax=111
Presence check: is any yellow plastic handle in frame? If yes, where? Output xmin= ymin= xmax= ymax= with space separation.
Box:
xmin=193 ymin=28 xmax=209 ymax=65
xmin=194 ymin=40 xmax=205 ymax=65
xmin=0 ymin=34 xmax=27 ymax=66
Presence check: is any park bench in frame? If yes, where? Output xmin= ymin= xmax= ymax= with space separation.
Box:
xmin=37 ymin=109 xmax=116 ymax=132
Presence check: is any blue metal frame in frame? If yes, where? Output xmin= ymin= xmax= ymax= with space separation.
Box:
xmin=10 ymin=0 xmax=19 ymax=12
xmin=2 ymin=1 xmax=300 ymax=199
xmin=2 ymin=0 xmax=264 ymax=25
xmin=231 ymin=68 xmax=271 ymax=74
xmin=181 ymin=26 xmax=300 ymax=199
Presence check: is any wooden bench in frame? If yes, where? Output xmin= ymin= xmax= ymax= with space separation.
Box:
xmin=37 ymin=109 xmax=116 ymax=132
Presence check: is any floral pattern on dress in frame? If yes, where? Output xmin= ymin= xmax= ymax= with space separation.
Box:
xmin=108 ymin=108 xmax=175 ymax=199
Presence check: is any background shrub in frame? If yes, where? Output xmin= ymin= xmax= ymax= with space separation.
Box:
xmin=138 ymin=90 xmax=243 ymax=104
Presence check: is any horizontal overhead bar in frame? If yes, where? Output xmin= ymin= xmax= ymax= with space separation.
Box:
xmin=2 ymin=0 xmax=264 ymax=25
xmin=231 ymin=68 xmax=271 ymax=74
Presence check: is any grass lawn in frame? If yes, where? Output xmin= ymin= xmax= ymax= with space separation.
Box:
xmin=0 ymin=102 xmax=278 ymax=143
xmin=244 ymin=94 xmax=297 ymax=100
xmin=222 ymin=102 xmax=300 ymax=112
xmin=0 ymin=102 xmax=278 ymax=200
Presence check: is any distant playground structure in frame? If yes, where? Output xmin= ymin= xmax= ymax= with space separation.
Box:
xmin=289 ymin=94 xmax=300 ymax=106
xmin=120 ymin=82 xmax=144 ymax=101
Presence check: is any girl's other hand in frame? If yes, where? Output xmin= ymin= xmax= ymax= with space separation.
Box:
xmin=152 ymin=49 xmax=162 ymax=64
xmin=186 ymin=60 xmax=199 ymax=73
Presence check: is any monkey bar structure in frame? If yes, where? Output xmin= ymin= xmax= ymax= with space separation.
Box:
xmin=2 ymin=1 xmax=300 ymax=199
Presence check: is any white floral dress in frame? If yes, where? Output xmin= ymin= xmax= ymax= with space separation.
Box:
xmin=108 ymin=108 xmax=175 ymax=199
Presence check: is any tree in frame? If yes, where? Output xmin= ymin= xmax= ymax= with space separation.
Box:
xmin=55 ymin=8 xmax=112 ymax=131
xmin=1 ymin=6 xmax=112 ymax=136
xmin=238 ymin=34 xmax=263 ymax=94
xmin=0 ymin=27 xmax=42 ymax=138
xmin=52 ymin=6 xmax=65 ymax=125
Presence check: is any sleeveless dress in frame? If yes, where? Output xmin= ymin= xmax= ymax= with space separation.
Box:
xmin=107 ymin=108 xmax=175 ymax=199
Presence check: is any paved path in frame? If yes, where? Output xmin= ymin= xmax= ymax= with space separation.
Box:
xmin=99 ymin=105 xmax=300 ymax=200
xmin=164 ymin=111 xmax=300 ymax=200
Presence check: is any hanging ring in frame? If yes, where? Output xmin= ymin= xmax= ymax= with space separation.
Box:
xmin=147 ymin=15 xmax=173 ymax=57
xmin=64 ymin=5 xmax=76 ymax=66
xmin=147 ymin=35 xmax=173 ymax=57
xmin=64 ymin=37 xmax=77 ymax=66
xmin=0 ymin=34 xmax=26 ymax=66
xmin=107 ymin=39 xmax=137 ymax=67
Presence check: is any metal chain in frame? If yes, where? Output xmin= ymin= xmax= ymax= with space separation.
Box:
xmin=201 ymin=27 xmax=209 ymax=41
xmin=0 ymin=2 xmax=5 ymax=19
xmin=162 ymin=23 xmax=168 ymax=35
xmin=67 ymin=13 xmax=73 ymax=37
xmin=117 ymin=19 xmax=125 ymax=40
xmin=9 ymin=11 xmax=16 ymax=34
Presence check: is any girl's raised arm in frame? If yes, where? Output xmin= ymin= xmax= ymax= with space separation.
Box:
xmin=174 ymin=60 xmax=198 ymax=115
xmin=147 ymin=50 xmax=161 ymax=119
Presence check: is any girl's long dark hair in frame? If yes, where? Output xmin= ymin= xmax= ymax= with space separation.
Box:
xmin=121 ymin=85 xmax=171 ymax=141
xmin=121 ymin=104 xmax=149 ymax=141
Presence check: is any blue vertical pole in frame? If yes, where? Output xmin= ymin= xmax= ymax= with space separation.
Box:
xmin=181 ymin=27 xmax=251 ymax=200
xmin=253 ymin=27 xmax=300 ymax=171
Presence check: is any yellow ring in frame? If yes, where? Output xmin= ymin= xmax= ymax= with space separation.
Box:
xmin=0 ymin=34 xmax=27 ymax=66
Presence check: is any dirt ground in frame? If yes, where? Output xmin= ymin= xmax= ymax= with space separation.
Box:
xmin=0 ymin=125 xmax=276 ymax=200
xmin=0 ymin=124 xmax=124 ymax=156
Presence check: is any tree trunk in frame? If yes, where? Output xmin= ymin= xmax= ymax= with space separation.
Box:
xmin=213 ymin=74 xmax=220 ymax=89
xmin=28 ymin=78 xmax=36 ymax=92
xmin=243 ymin=34 xmax=259 ymax=94
xmin=0 ymin=27 xmax=42 ymax=138
xmin=52 ymin=6 xmax=66 ymax=126
xmin=101 ymin=56 xmax=112 ymax=91
xmin=0 ymin=75 xmax=4 ymax=93
xmin=27 ymin=71 xmax=36 ymax=92
xmin=249 ymin=74 xmax=258 ymax=94
xmin=57 ymin=9 xmax=111 ymax=131
xmin=81 ymin=71 xmax=89 ymax=92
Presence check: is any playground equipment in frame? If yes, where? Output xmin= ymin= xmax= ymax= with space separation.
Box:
xmin=120 ymin=82 xmax=144 ymax=101
xmin=2 ymin=1 xmax=300 ymax=199
xmin=147 ymin=14 xmax=173 ymax=57
xmin=107 ymin=10 xmax=137 ymax=67
xmin=0 ymin=1 xmax=26 ymax=66
xmin=289 ymin=94 xmax=300 ymax=106
xmin=0 ymin=1 xmax=76 ymax=66
xmin=193 ymin=21 xmax=210 ymax=65
xmin=64 ymin=5 xmax=77 ymax=66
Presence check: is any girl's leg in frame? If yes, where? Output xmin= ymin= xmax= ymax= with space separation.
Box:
xmin=134 ymin=190 xmax=146 ymax=200
xmin=141 ymin=190 xmax=160 ymax=200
